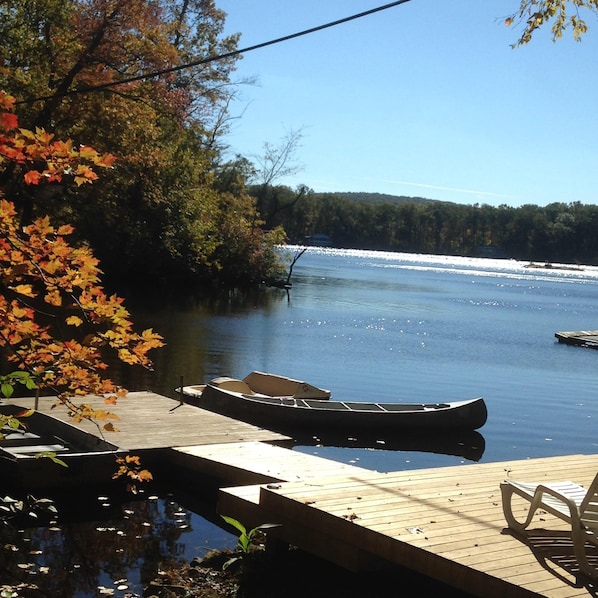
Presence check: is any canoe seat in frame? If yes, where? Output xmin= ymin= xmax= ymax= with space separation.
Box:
xmin=242 ymin=371 xmax=330 ymax=399
xmin=210 ymin=377 xmax=254 ymax=394
xmin=501 ymin=474 xmax=598 ymax=579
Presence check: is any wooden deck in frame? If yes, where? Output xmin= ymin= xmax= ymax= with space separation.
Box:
xmin=555 ymin=330 xmax=598 ymax=348
xmin=219 ymin=454 xmax=598 ymax=597
xmin=6 ymin=392 xmax=598 ymax=596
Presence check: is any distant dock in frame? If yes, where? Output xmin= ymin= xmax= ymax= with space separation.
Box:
xmin=555 ymin=330 xmax=598 ymax=348
xmin=6 ymin=392 xmax=598 ymax=596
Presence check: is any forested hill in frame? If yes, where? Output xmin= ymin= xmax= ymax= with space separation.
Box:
xmin=328 ymin=192 xmax=436 ymax=206
xmin=253 ymin=184 xmax=598 ymax=266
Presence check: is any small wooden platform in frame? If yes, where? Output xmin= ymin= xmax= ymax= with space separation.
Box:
xmin=555 ymin=330 xmax=598 ymax=348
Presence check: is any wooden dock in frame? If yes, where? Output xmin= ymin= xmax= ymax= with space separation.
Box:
xmin=555 ymin=330 xmax=598 ymax=348
xmin=7 ymin=392 xmax=598 ymax=597
xmin=8 ymin=391 xmax=292 ymax=449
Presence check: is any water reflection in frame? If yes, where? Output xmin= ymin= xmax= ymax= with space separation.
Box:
xmin=290 ymin=429 xmax=486 ymax=462
xmin=110 ymin=287 xmax=291 ymax=399
xmin=0 ymin=487 xmax=236 ymax=597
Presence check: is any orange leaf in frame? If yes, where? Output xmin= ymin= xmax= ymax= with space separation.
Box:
xmin=57 ymin=224 xmax=74 ymax=235
xmin=35 ymin=129 xmax=55 ymax=145
xmin=0 ymin=113 xmax=18 ymax=132
xmin=0 ymin=92 xmax=16 ymax=110
xmin=138 ymin=469 xmax=153 ymax=482
xmin=23 ymin=170 xmax=43 ymax=185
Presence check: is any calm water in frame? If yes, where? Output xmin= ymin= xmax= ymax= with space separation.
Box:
xmin=133 ymin=247 xmax=598 ymax=471
xmin=5 ymin=248 xmax=598 ymax=596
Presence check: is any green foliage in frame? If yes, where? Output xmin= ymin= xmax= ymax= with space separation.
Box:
xmin=220 ymin=514 xmax=280 ymax=569
xmin=0 ymin=409 xmax=30 ymax=441
xmin=33 ymin=452 xmax=68 ymax=468
xmin=0 ymin=372 xmax=38 ymax=399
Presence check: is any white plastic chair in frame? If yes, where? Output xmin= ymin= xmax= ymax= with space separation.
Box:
xmin=501 ymin=475 xmax=598 ymax=579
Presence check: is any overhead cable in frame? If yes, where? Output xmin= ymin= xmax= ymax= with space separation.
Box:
xmin=16 ymin=0 xmax=412 ymax=105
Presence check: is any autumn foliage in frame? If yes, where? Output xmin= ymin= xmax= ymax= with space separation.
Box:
xmin=0 ymin=1 xmax=291 ymax=289
xmin=0 ymin=90 xmax=163 ymax=428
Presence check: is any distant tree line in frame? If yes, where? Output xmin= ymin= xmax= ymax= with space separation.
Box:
xmin=254 ymin=186 xmax=598 ymax=265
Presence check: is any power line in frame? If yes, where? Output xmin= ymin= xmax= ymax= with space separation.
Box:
xmin=16 ymin=0 xmax=411 ymax=105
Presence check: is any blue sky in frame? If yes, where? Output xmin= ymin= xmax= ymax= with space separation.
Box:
xmin=217 ymin=1 xmax=598 ymax=208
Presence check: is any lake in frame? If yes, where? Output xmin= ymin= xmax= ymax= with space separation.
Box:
xmin=131 ymin=247 xmax=598 ymax=472
xmin=5 ymin=247 xmax=598 ymax=596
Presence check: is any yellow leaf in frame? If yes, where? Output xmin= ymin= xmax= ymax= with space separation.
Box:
xmin=66 ymin=315 xmax=83 ymax=327
xmin=13 ymin=284 xmax=35 ymax=297
xmin=45 ymin=290 xmax=62 ymax=306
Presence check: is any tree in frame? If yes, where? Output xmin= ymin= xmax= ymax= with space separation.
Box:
xmin=506 ymin=0 xmax=598 ymax=45
xmin=0 ymin=1 xmax=286 ymax=289
xmin=247 ymin=129 xmax=310 ymax=230
xmin=0 ymin=90 xmax=163 ymax=429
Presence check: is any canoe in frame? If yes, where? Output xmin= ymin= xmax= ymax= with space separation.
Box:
xmin=179 ymin=372 xmax=487 ymax=432
xmin=0 ymin=403 xmax=121 ymax=492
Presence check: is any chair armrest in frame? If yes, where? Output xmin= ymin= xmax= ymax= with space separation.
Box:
xmin=532 ymin=484 xmax=581 ymax=523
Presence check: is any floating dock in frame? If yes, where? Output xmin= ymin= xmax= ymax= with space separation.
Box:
xmin=6 ymin=392 xmax=598 ymax=597
xmin=555 ymin=330 xmax=598 ymax=348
